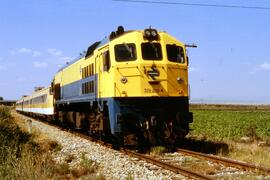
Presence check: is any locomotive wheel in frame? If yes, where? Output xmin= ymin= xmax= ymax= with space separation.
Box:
xmin=147 ymin=130 xmax=157 ymax=145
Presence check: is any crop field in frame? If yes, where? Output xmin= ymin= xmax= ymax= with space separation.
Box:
xmin=189 ymin=109 xmax=270 ymax=141
xmin=187 ymin=107 xmax=270 ymax=167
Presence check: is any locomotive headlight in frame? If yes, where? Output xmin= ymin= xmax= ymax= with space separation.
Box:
xmin=151 ymin=30 xmax=157 ymax=37
xmin=144 ymin=28 xmax=159 ymax=40
xmin=145 ymin=30 xmax=151 ymax=37
xmin=177 ymin=77 xmax=183 ymax=84
xmin=120 ymin=76 xmax=128 ymax=84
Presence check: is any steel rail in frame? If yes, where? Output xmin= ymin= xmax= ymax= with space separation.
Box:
xmin=123 ymin=149 xmax=214 ymax=180
xmin=176 ymin=148 xmax=270 ymax=174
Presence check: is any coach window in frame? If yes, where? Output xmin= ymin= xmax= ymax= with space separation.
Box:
xmin=141 ymin=42 xmax=162 ymax=60
xmin=103 ymin=50 xmax=111 ymax=71
xmin=166 ymin=44 xmax=185 ymax=63
xmin=115 ymin=43 xmax=136 ymax=62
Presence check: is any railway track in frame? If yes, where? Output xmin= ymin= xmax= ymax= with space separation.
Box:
xmin=54 ymin=131 xmax=213 ymax=179
xmin=123 ymin=149 xmax=213 ymax=180
xmin=176 ymin=148 xmax=270 ymax=174
xmin=16 ymin=113 xmax=270 ymax=179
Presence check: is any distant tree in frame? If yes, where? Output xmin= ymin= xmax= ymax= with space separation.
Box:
xmin=0 ymin=97 xmax=3 ymax=101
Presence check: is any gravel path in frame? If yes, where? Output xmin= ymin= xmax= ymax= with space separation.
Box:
xmin=18 ymin=115 xmax=185 ymax=180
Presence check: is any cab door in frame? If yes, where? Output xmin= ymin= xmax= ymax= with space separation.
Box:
xmin=97 ymin=47 xmax=112 ymax=98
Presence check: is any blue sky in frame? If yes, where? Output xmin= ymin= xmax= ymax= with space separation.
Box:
xmin=0 ymin=0 xmax=270 ymax=103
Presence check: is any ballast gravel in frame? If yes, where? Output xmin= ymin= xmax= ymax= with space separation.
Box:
xmin=20 ymin=116 xmax=186 ymax=180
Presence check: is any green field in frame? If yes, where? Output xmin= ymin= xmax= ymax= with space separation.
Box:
xmin=189 ymin=110 xmax=270 ymax=141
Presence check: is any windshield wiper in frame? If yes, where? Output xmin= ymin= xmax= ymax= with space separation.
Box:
xmin=149 ymin=42 xmax=159 ymax=59
xmin=124 ymin=43 xmax=134 ymax=58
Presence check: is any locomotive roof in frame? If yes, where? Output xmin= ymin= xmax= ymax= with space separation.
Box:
xmin=56 ymin=29 xmax=154 ymax=72
xmin=57 ymin=36 xmax=110 ymax=72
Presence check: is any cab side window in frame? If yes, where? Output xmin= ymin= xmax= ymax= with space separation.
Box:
xmin=166 ymin=44 xmax=185 ymax=63
xmin=103 ymin=50 xmax=111 ymax=72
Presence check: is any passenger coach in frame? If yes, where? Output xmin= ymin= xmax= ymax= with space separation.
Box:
xmin=16 ymin=87 xmax=54 ymax=116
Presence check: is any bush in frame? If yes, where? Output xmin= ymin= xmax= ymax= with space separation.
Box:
xmin=0 ymin=106 xmax=102 ymax=179
xmin=0 ymin=107 xmax=33 ymax=163
xmin=0 ymin=107 xmax=44 ymax=179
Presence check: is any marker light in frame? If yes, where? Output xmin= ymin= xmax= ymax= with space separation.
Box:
xmin=145 ymin=30 xmax=151 ymax=36
xmin=151 ymin=30 xmax=157 ymax=36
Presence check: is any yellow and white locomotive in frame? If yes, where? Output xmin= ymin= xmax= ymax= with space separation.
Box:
xmin=17 ymin=26 xmax=193 ymax=146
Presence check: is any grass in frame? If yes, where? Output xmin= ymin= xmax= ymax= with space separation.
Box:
xmin=0 ymin=106 xmax=49 ymax=179
xmin=189 ymin=110 xmax=270 ymax=141
xmin=71 ymin=153 xmax=99 ymax=178
xmin=0 ymin=106 xmax=103 ymax=179
xmin=54 ymin=153 xmax=105 ymax=179
xmin=224 ymin=143 xmax=270 ymax=167
xmin=125 ymin=172 xmax=134 ymax=180
xmin=149 ymin=146 xmax=167 ymax=156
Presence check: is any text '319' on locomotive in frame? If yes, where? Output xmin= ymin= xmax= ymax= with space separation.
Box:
xmin=16 ymin=26 xmax=193 ymax=146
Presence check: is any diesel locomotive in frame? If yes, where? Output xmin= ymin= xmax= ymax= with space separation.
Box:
xmin=16 ymin=26 xmax=193 ymax=146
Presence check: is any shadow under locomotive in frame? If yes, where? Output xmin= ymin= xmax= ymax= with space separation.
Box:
xmin=175 ymin=137 xmax=229 ymax=155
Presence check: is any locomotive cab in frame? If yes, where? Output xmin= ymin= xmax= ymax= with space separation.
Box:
xmin=109 ymin=28 xmax=189 ymax=97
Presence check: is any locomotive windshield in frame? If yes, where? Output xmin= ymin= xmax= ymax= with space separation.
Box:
xmin=166 ymin=44 xmax=185 ymax=63
xmin=115 ymin=43 xmax=137 ymax=62
xmin=141 ymin=42 xmax=162 ymax=60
